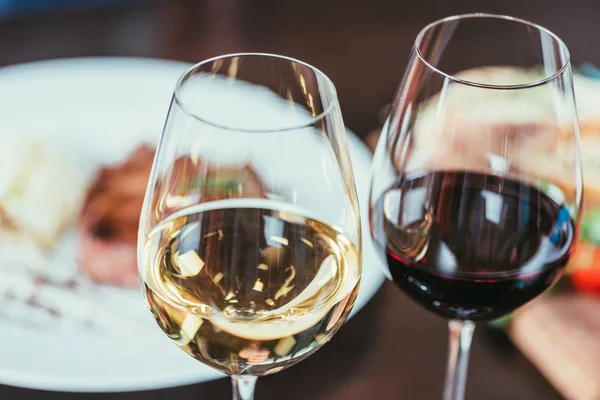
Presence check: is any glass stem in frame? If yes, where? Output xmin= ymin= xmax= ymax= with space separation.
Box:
xmin=231 ymin=375 xmax=258 ymax=400
xmin=443 ymin=320 xmax=476 ymax=400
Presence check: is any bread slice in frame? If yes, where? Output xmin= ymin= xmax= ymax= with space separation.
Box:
xmin=0 ymin=137 xmax=86 ymax=248
xmin=509 ymin=293 xmax=600 ymax=400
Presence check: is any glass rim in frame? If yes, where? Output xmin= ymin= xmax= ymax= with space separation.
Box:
xmin=414 ymin=13 xmax=572 ymax=90
xmin=173 ymin=52 xmax=340 ymax=133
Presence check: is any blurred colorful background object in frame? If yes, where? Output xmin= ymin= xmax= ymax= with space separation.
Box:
xmin=0 ymin=0 xmax=151 ymax=18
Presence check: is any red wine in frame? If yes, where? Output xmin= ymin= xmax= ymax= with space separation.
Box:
xmin=372 ymin=171 xmax=575 ymax=321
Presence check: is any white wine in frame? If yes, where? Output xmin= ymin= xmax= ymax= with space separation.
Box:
xmin=141 ymin=199 xmax=361 ymax=376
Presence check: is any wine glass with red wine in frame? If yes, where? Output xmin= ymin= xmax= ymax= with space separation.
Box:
xmin=369 ymin=14 xmax=582 ymax=400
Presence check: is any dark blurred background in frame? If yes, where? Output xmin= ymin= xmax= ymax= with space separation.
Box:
xmin=1 ymin=0 xmax=597 ymax=138
xmin=0 ymin=1 xmax=596 ymax=398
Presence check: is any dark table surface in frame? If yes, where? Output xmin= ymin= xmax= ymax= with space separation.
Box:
xmin=1 ymin=0 xmax=597 ymax=398
xmin=0 ymin=283 xmax=563 ymax=400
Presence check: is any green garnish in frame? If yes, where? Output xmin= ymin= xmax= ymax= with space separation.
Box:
xmin=580 ymin=208 xmax=600 ymax=244
xmin=178 ymin=177 xmax=240 ymax=193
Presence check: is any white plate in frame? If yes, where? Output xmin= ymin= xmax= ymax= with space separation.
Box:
xmin=0 ymin=57 xmax=386 ymax=393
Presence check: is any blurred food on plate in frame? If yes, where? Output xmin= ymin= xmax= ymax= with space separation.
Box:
xmin=79 ymin=145 xmax=154 ymax=289
xmin=0 ymin=137 xmax=86 ymax=249
xmin=79 ymin=144 xmax=269 ymax=289
xmin=149 ymin=151 xmax=268 ymax=220
xmin=0 ymin=137 xmax=149 ymax=333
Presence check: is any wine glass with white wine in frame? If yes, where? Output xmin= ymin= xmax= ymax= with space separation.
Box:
xmin=137 ymin=53 xmax=362 ymax=399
